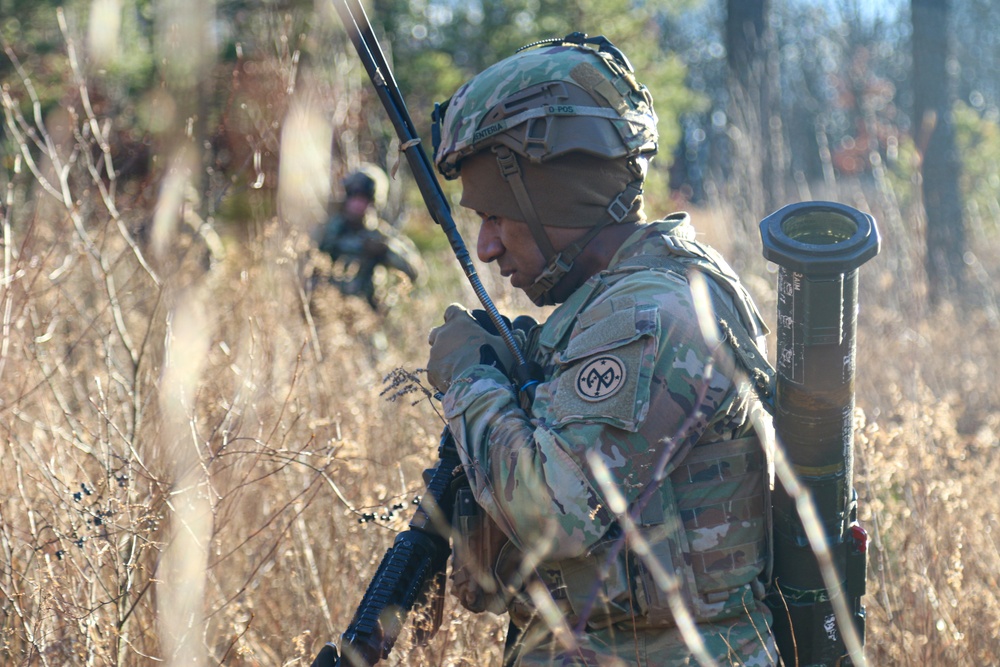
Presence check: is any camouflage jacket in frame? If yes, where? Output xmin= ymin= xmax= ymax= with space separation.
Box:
xmin=316 ymin=211 xmax=380 ymax=259
xmin=442 ymin=215 xmax=773 ymax=641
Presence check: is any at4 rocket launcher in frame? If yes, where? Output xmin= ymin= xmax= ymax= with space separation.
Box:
xmin=760 ymin=201 xmax=880 ymax=666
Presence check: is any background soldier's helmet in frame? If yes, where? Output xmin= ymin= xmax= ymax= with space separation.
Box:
xmin=342 ymin=164 xmax=388 ymax=208
xmin=433 ymin=33 xmax=659 ymax=180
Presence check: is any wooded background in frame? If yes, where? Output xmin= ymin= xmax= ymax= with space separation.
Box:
xmin=3 ymin=0 xmax=997 ymax=305
xmin=2 ymin=1 xmax=999 ymax=665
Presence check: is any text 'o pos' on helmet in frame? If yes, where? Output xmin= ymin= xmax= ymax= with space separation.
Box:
xmin=433 ymin=33 xmax=659 ymax=181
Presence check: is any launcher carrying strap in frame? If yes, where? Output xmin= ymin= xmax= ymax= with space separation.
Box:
xmin=617 ymin=252 xmax=776 ymax=409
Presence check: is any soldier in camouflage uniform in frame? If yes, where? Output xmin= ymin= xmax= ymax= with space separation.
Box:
xmin=316 ymin=165 xmax=421 ymax=310
xmin=425 ymin=34 xmax=778 ymax=666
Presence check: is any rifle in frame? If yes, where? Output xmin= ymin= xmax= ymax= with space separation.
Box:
xmin=311 ymin=431 xmax=460 ymax=667
xmin=312 ymin=2 xmax=540 ymax=665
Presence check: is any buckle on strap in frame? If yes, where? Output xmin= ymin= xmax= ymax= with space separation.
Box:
xmin=495 ymin=147 xmax=521 ymax=179
xmin=533 ymin=253 xmax=573 ymax=291
xmin=606 ymin=182 xmax=643 ymax=223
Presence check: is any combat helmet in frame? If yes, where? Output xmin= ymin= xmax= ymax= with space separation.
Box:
xmin=342 ymin=163 xmax=388 ymax=209
xmin=432 ymin=33 xmax=658 ymax=304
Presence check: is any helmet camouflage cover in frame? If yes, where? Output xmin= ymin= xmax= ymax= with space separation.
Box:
xmin=433 ymin=35 xmax=659 ymax=179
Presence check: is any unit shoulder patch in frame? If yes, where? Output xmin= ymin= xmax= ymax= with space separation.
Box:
xmin=574 ymin=355 xmax=627 ymax=402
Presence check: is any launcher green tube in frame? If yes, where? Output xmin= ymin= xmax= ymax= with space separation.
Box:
xmin=759 ymin=202 xmax=880 ymax=666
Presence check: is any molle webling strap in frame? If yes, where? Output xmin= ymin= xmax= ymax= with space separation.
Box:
xmin=525 ymin=253 xmax=574 ymax=305
xmin=606 ymin=180 xmax=644 ymax=223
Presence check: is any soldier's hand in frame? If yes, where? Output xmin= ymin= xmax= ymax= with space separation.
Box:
xmin=470 ymin=309 xmax=536 ymax=350
xmin=427 ymin=304 xmax=513 ymax=393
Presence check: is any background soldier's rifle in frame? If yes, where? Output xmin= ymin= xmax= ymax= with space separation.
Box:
xmin=312 ymin=2 xmax=539 ymax=665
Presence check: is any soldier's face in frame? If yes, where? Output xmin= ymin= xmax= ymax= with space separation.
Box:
xmin=475 ymin=211 xmax=587 ymax=295
xmin=344 ymin=194 xmax=371 ymax=220
xmin=476 ymin=213 xmax=544 ymax=292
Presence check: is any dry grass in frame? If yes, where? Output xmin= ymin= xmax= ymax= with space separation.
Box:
xmin=3 ymin=14 xmax=1000 ymax=667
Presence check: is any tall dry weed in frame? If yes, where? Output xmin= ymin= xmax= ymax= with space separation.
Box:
xmin=2 ymin=7 xmax=1000 ymax=667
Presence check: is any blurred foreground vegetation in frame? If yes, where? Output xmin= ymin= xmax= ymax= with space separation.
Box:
xmin=2 ymin=1 xmax=999 ymax=665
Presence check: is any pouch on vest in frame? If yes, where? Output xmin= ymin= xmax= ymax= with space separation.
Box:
xmin=450 ymin=484 xmax=521 ymax=615
xmin=632 ymin=435 xmax=769 ymax=624
xmin=551 ymin=526 xmax=637 ymax=629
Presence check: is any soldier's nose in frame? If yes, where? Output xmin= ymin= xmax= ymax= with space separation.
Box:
xmin=477 ymin=221 xmax=503 ymax=263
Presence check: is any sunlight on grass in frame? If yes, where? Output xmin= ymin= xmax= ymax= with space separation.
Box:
xmin=0 ymin=4 xmax=998 ymax=666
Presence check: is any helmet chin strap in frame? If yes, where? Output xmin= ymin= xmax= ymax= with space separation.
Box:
xmin=492 ymin=146 xmax=644 ymax=305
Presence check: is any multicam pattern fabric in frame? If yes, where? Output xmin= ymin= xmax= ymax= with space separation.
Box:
xmin=434 ymin=43 xmax=658 ymax=179
xmin=316 ymin=214 xmax=421 ymax=293
xmin=441 ymin=216 xmax=776 ymax=665
xmin=513 ymin=611 xmax=777 ymax=666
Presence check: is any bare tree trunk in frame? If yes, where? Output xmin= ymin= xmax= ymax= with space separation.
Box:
xmin=912 ymin=0 xmax=966 ymax=304
xmin=726 ymin=0 xmax=785 ymax=221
